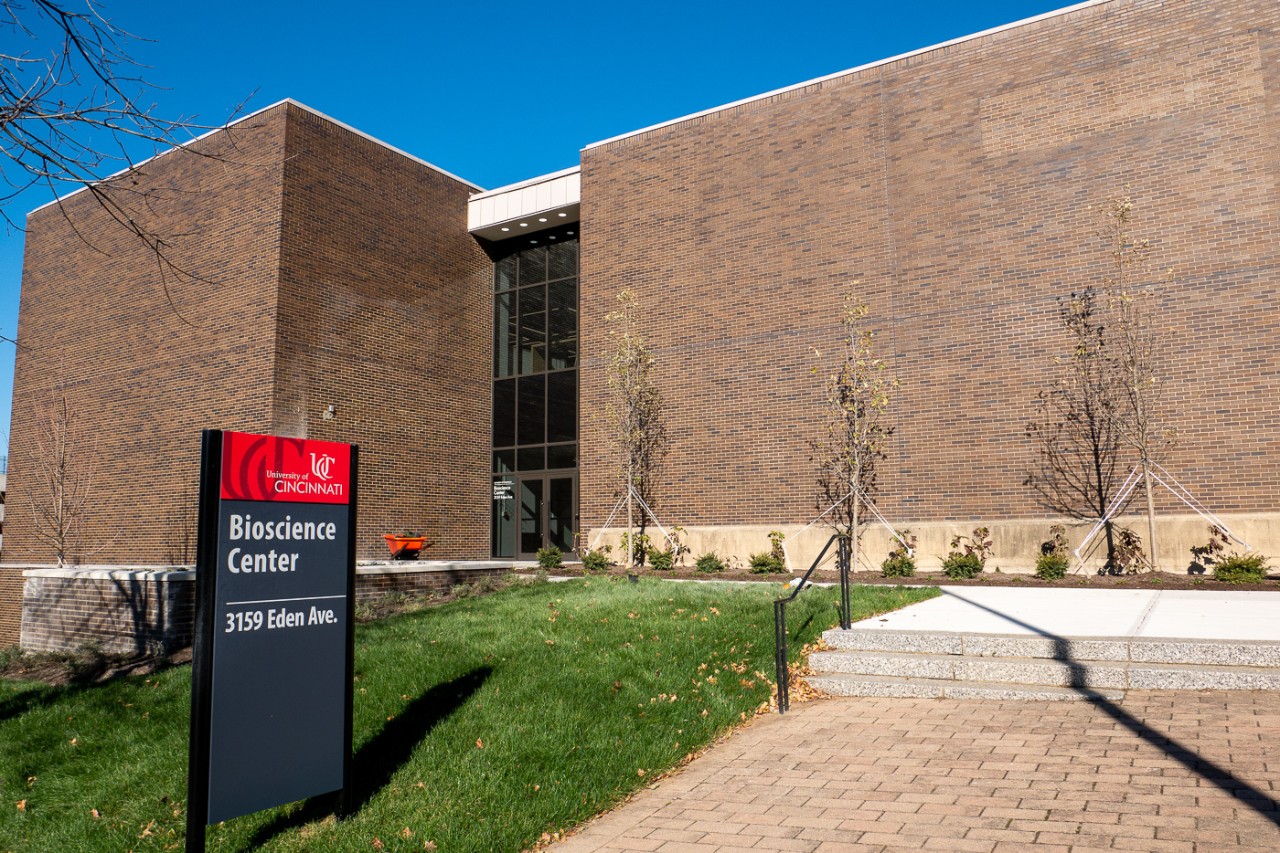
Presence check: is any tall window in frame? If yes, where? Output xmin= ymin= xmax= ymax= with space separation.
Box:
xmin=492 ymin=228 xmax=578 ymax=557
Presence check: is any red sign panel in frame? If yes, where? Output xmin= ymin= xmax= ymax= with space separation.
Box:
xmin=220 ymin=432 xmax=351 ymax=505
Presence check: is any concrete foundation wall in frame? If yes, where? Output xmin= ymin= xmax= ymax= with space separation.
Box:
xmin=590 ymin=512 xmax=1280 ymax=575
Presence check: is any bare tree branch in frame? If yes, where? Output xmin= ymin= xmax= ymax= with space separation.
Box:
xmin=605 ymin=289 xmax=667 ymax=568
xmin=0 ymin=1 xmax=260 ymax=332
xmin=28 ymin=387 xmax=95 ymax=566
xmin=1025 ymin=288 xmax=1127 ymax=570
xmin=810 ymin=289 xmax=898 ymax=577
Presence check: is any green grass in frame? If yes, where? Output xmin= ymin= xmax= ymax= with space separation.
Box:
xmin=0 ymin=578 xmax=937 ymax=852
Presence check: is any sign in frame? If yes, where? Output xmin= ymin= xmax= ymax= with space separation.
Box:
xmin=492 ymin=479 xmax=514 ymax=501
xmin=188 ymin=431 xmax=357 ymax=849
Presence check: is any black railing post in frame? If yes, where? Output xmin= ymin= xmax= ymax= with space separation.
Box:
xmin=838 ymin=536 xmax=852 ymax=630
xmin=773 ymin=533 xmax=842 ymax=715
xmin=774 ymin=600 xmax=789 ymax=714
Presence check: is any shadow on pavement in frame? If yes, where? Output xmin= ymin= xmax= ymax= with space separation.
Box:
xmin=942 ymin=589 xmax=1280 ymax=828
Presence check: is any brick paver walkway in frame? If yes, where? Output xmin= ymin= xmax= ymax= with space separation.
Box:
xmin=552 ymin=691 xmax=1280 ymax=852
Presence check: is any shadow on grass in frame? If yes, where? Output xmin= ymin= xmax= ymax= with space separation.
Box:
xmin=942 ymin=589 xmax=1280 ymax=828
xmin=238 ymin=666 xmax=492 ymax=851
xmin=0 ymin=685 xmax=71 ymax=722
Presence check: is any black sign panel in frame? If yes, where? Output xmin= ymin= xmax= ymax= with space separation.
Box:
xmin=207 ymin=500 xmax=350 ymax=821
xmin=188 ymin=431 xmax=357 ymax=849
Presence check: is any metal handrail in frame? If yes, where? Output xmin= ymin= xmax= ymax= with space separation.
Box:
xmin=774 ymin=533 xmax=850 ymax=714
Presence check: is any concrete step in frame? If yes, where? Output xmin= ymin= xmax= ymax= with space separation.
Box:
xmin=808 ymin=649 xmax=1280 ymax=691
xmin=821 ymin=628 xmax=1280 ymax=668
xmin=806 ymin=673 xmax=1124 ymax=701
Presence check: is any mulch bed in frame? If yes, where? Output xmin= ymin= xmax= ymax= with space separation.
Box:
xmin=539 ymin=564 xmax=1280 ymax=592
xmin=1 ymin=647 xmax=192 ymax=687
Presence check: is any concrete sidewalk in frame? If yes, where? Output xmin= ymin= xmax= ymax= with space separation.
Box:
xmin=552 ymin=587 xmax=1280 ymax=852
xmin=860 ymin=587 xmax=1280 ymax=642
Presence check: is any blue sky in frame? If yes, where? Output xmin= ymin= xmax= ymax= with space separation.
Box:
xmin=0 ymin=0 xmax=1078 ymax=451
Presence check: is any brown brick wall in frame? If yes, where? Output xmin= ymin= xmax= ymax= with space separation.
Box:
xmin=354 ymin=565 xmax=511 ymax=603
xmin=1 ymin=102 xmax=492 ymax=645
xmin=272 ymin=105 xmax=492 ymax=561
xmin=2 ymin=105 xmax=291 ymax=643
xmin=579 ymin=0 xmax=1280 ymax=534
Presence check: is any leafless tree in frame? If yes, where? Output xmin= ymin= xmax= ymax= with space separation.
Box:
xmin=1026 ymin=289 xmax=1126 ymax=570
xmin=605 ymin=289 xmax=666 ymax=568
xmin=810 ymin=291 xmax=897 ymax=575
xmin=1101 ymin=195 xmax=1173 ymax=570
xmin=28 ymin=389 xmax=94 ymax=565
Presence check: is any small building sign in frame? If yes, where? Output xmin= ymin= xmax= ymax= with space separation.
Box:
xmin=187 ymin=430 xmax=357 ymax=849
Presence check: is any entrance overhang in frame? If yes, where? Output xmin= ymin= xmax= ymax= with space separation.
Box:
xmin=468 ymin=166 xmax=580 ymax=242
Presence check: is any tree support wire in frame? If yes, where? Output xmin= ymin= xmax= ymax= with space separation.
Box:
xmin=1075 ymin=463 xmax=1251 ymax=560
xmin=587 ymin=486 xmax=680 ymax=555
xmin=780 ymin=488 xmax=912 ymax=574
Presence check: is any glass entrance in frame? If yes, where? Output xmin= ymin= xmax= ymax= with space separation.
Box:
xmin=491 ymin=227 xmax=579 ymax=558
xmin=492 ymin=474 xmax=576 ymax=559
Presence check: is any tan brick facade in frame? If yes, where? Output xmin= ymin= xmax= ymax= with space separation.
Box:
xmin=579 ymin=0 xmax=1280 ymax=551
xmin=2 ymin=103 xmax=491 ymax=644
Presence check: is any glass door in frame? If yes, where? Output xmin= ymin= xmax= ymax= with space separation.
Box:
xmin=497 ymin=475 xmax=576 ymax=560
xmin=519 ymin=478 xmax=544 ymax=557
xmin=547 ymin=476 xmax=575 ymax=553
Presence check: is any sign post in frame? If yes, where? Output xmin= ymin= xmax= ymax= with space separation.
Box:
xmin=187 ymin=430 xmax=358 ymax=852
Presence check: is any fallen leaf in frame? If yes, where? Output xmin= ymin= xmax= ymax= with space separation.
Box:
xmin=91 ymin=808 xmax=100 ymax=819
xmin=16 ymin=800 xmax=26 ymax=811
xmin=372 ymin=838 xmax=384 ymax=850
xmin=476 ymin=738 xmax=484 ymax=749
xmin=637 ymin=768 xmax=645 ymax=777
xmin=424 ymin=843 xmax=437 ymax=851
xmin=400 ymin=827 xmax=413 ymax=839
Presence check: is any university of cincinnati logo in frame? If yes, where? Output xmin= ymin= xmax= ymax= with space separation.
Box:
xmin=310 ymin=452 xmax=335 ymax=481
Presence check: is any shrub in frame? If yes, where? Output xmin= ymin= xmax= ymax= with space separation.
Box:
xmin=1041 ymin=524 xmax=1070 ymax=557
xmin=1035 ymin=553 xmax=1070 ymax=580
xmin=695 ymin=552 xmax=726 ymax=573
xmin=880 ymin=529 xmax=917 ymax=578
xmin=670 ymin=526 xmax=691 ymax=566
xmin=1189 ymin=525 xmax=1228 ymax=575
xmin=647 ymin=547 xmax=675 ymax=571
xmin=941 ymin=552 xmax=983 ymax=580
xmin=768 ymin=530 xmax=786 ymax=561
xmin=1107 ymin=528 xmax=1146 ymax=575
xmin=535 ymin=546 xmax=563 ymax=569
xmin=1213 ymin=552 xmax=1270 ymax=584
xmin=942 ymin=527 xmax=991 ymax=579
xmin=581 ymin=548 xmax=611 ymax=572
xmin=880 ymin=552 xmax=916 ymax=578
xmin=748 ymin=552 xmax=786 ymax=574
xmin=620 ymin=532 xmax=651 ymax=566
xmin=950 ymin=527 xmax=993 ymax=565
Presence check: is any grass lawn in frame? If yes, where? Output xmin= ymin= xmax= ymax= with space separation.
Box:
xmin=0 ymin=578 xmax=937 ymax=852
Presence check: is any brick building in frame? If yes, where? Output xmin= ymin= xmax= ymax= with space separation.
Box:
xmin=4 ymin=0 xmax=1278 ymax=644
